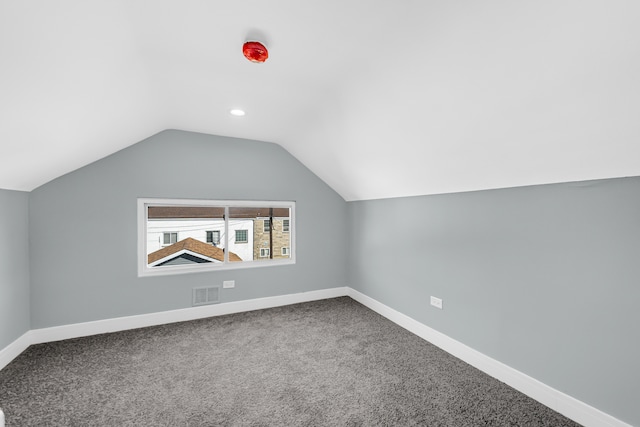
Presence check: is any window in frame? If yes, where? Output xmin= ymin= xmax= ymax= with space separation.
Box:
xmin=139 ymin=199 xmax=295 ymax=276
xmin=235 ymin=229 xmax=248 ymax=243
xmin=206 ymin=230 xmax=220 ymax=245
xmin=163 ymin=232 xmax=178 ymax=246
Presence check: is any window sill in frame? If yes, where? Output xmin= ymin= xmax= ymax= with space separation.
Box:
xmin=138 ymin=258 xmax=295 ymax=278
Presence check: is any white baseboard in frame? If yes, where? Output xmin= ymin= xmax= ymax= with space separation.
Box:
xmin=1 ymin=287 xmax=348 ymax=365
xmin=28 ymin=287 xmax=349 ymax=345
xmin=346 ymin=288 xmax=630 ymax=427
xmin=0 ymin=331 xmax=33 ymax=372
xmin=1 ymin=286 xmax=629 ymax=427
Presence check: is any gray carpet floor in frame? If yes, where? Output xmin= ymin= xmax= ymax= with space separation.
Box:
xmin=0 ymin=297 xmax=581 ymax=426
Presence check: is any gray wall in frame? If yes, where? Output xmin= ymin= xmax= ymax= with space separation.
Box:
xmin=28 ymin=130 xmax=348 ymax=328
xmin=8 ymin=128 xmax=639 ymax=423
xmin=347 ymin=177 xmax=640 ymax=426
xmin=0 ymin=189 xmax=30 ymax=350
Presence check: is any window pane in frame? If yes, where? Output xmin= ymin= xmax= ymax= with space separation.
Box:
xmin=148 ymin=206 xmax=226 ymax=268
xmin=235 ymin=230 xmax=248 ymax=243
xmin=206 ymin=230 xmax=220 ymax=245
xmin=140 ymin=199 xmax=294 ymax=276
xmin=228 ymin=206 xmax=291 ymax=263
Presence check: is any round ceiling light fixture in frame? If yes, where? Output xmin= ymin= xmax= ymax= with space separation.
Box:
xmin=242 ymin=41 xmax=268 ymax=63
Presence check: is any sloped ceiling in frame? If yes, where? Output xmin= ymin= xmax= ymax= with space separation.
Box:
xmin=1 ymin=1 xmax=639 ymax=200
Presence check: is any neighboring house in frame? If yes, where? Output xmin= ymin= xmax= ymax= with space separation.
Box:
xmin=148 ymin=237 xmax=242 ymax=266
xmin=146 ymin=206 xmax=291 ymax=264
xmin=147 ymin=206 xmax=254 ymax=262
xmin=253 ymin=217 xmax=291 ymax=259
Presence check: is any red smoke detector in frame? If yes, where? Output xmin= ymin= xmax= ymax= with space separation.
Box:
xmin=242 ymin=41 xmax=269 ymax=63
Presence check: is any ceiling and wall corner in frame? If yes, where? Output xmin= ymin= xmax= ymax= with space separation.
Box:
xmin=1 ymin=1 xmax=639 ymax=199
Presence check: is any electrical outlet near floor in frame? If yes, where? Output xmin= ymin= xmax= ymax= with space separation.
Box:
xmin=430 ymin=296 xmax=443 ymax=309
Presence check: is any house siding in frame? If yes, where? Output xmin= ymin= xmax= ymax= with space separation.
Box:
xmin=253 ymin=218 xmax=291 ymax=260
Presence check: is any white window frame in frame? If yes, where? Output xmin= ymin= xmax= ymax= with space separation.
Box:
xmin=138 ymin=198 xmax=295 ymax=277
xmin=281 ymin=247 xmax=290 ymax=256
xmin=283 ymin=219 xmax=290 ymax=232
xmin=259 ymin=248 xmax=270 ymax=258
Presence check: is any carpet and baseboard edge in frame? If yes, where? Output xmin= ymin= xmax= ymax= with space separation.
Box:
xmin=345 ymin=288 xmax=629 ymax=427
xmin=0 ymin=286 xmax=630 ymax=427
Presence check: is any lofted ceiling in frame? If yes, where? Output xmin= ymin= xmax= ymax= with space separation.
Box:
xmin=1 ymin=1 xmax=639 ymax=201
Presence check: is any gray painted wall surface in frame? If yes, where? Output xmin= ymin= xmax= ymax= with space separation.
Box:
xmin=347 ymin=177 xmax=640 ymax=426
xmin=28 ymin=130 xmax=347 ymax=328
xmin=0 ymin=189 xmax=30 ymax=349
xmin=8 ymin=128 xmax=639 ymax=424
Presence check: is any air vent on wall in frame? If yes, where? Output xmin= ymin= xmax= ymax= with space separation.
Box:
xmin=192 ymin=286 xmax=220 ymax=306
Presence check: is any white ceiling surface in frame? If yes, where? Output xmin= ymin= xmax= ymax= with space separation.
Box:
xmin=1 ymin=1 xmax=639 ymax=200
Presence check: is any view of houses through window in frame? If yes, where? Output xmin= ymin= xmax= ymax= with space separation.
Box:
xmin=140 ymin=200 xmax=294 ymax=274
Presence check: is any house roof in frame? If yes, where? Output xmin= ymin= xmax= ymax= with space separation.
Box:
xmin=2 ymin=2 xmax=640 ymax=200
xmin=148 ymin=238 xmax=242 ymax=265
xmin=148 ymin=206 xmax=289 ymax=219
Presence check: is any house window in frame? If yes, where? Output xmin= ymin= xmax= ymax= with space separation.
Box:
xmin=282 ymin=247 xmax=290 ymax=256
xmin=139 ymin=199 xmax=295 ymax=277
xmin=206 ymin=230 xmax=220 ymax=245
xmin=235 ymin=230 xmax=248 ymax=243
xmin=283 ymin=219 xmax=290 ymax=232
xmin=162 ymin=232 xmax=178 ymax=246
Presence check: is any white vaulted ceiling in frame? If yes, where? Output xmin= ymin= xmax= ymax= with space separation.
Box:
xmin=1 ymin=1 xmax=639 ymax=200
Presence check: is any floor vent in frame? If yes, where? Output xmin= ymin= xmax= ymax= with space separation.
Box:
xmin=192 ymin=286 xmax=220 ymax=306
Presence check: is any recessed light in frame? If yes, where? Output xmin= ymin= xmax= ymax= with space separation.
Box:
xmin=230 ymin=109 xmax=246 ymax=117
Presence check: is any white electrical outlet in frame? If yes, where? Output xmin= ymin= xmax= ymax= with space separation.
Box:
xmin=223 ymin=280 xmax=235 ymax=289
xmin=430 ymin=296 xmax=443 ymax=309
